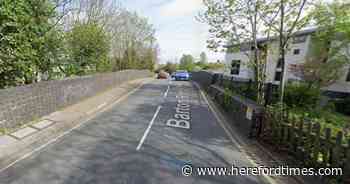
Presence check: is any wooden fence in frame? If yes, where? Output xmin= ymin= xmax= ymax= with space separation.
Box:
xmin=192 ymin=71 xmax=350 ymax=183
xmin=260 ymin=108 xmax=350 ymax=183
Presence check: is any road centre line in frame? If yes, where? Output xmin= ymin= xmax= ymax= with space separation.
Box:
xmin=136 ymin=105 xmax=162 ymax=151
xmin=163 ymin=85 xmax=170 ymax=98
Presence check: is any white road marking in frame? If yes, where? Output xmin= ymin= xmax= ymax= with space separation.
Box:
xmin=86 ymin=109 xmax=96 ymax=115
xmin=87 ymin=102 xmax=107 ymax=115
xmin=163 ymin=85 xmax=170 ymax=98
xmin=97 ymin=102 xmax=107 ymax=109
xmin=0 ymin=79 xmax=151 ymax=173
xmin=136 ymin=105 xmax=162 ymax=151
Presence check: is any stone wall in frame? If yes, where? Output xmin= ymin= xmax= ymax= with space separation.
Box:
xmin=191 ymin=71 xmax=214 ymax=90
xmin=192 ymin=71 xmax=263 ymax=137
xmin=0 ymin=70 xmax=151 ymax=129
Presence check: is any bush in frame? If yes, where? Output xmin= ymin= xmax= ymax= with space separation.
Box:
xmin=284 ymin=82 xmax=321 ymax=109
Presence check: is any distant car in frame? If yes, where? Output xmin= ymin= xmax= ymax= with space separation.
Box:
xmin=174 ymin=70 xmax=190 ymax=81
xmin=157 ymin=70 xmax=169 ymax=79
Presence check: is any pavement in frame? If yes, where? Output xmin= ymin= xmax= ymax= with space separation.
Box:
xmin=0 ymin=79 xmax=270 ymax=184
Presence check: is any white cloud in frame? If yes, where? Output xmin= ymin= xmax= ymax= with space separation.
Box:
xmin=159 ymin=0 xmax=203 ymax=17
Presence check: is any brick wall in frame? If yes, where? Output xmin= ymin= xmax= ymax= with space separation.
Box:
xmin=0 ymin=70 xmax=152 ymax=129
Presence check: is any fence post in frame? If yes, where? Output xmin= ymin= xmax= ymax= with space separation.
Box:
xmin=312 ymin=123 xmax=321 ymax=166
xmin=305 ymin=121 xmax=313 ymax=164
xmin=323 ymin=128 xmax=332 ymax=166
xmin=297 ymin=119 xmax=304 ymax=161
xmin=331 ymin=131 xmax=343 ymax=168
xmin=344 ymin=139 xmax=350 ymax=183
xmin=290 ymin=117 xmax=296 ymax=153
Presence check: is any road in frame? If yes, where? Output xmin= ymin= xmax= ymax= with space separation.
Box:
xmin=0 ymin=79 xmax=266 ymax=184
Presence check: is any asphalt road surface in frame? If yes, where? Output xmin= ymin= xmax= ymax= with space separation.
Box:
xmin=0 ymin=79 xmax=267 ymax=184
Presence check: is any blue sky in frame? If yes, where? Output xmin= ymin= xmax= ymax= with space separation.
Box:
xmin=120 ymin=0 xmax=224 ymax=64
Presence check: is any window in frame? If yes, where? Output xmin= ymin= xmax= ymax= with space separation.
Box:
xmin=293 ymin=49 xmax=300 ymax=55
xmin=274 ymin=71 xmax=282 ymax=81
xmin=346 ymin=68 xmax=350 ymax=82
xmin=292 ymin=35 xmax=307 ymax=44
xmin=231 ymin=60 xmax=241 ymax=75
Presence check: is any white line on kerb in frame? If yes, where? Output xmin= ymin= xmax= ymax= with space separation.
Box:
xmin=163 ymin=85 xmax=170 ymax=98
xmin=136 ymin=105 xmax=162 ymax=151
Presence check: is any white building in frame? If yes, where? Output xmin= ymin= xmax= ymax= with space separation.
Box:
xmin=224 ymin=28 xmax=350 ymax=97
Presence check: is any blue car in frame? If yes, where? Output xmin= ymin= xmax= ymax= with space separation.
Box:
xmin=173 ymin=70 xmax=190 ymax=81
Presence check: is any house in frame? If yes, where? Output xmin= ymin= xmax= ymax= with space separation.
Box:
xmin=224 ymin=28 xmax=350 ymax=98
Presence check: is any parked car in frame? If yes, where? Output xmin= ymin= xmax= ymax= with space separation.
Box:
xmin=174 ymin=70 xmax=190 ymax=81
xmin=157 ymin=70 xmax=169 ymax=79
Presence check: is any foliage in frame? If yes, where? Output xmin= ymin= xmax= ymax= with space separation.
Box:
xmin=157 ymin=59 xmax=225 ymax=74
xmin=0 ymin=0 xmax=65 ymax=88
xmin=222 ymin=79 xmax=258 ymax=101
xmin=179 ymin=54 xmax=195 ymax=71
xmin=198 ymin=0 xmax=279 ymax=105
xmin=202 ymin=62 xmax=225 ymax=70
xmin=223 ymin=88 xmax=233 ymax=110
xmin=267 ymin=102 xmax=350 ymax=137
xmin=284 ymin=82 xmax=321 ymax=109
xmin=66 ymin=23 xmax=109 ymax=76
xmin=291 ymin=1 xmax=350 ymax=88
xmin=106 ymin=10 xmax=158 ymax=71
xmin=0 ymin=0 xmax=159 ymax=89
xmin=159 ymin=62 xmax=178 ymax=74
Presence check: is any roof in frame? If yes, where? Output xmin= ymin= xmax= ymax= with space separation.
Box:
xmin=224 ymin=27 xmax=318 ymax=48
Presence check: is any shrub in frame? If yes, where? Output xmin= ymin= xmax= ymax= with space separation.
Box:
xmin=284 ymin=82 xmax=321 ymax=109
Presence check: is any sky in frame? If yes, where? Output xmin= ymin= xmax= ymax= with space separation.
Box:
xmin=120 ymin=0 xmax=224 ymax=64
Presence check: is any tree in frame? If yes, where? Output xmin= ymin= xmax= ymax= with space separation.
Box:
xmin=61 ymin=1 xmax=159 ymax=72
xmin=291 ymin=0 xmax=350 ymax=88
xmin=0 ymin=0 xmax=159 ymax=88
xmin=0 ymin=0 xmax=65 ymax=88
xmin=66 ymin=22 xmax=109 ymax=75
xmin=199 ymin=52 xmax=208 ymax=66
xmin=161 ymin=62 xmax=178 ymax=74
xmin=179 ymin=54 xmax=195 ymax=71
xmin=199 ymin=0 xmax=277 ymax=105
xmin=261 ymin=0 xmax=310 ymax=103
